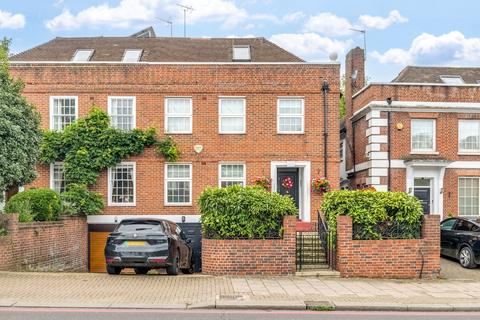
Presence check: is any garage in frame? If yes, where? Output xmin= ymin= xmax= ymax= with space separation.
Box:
xmin=87 ymin=215 xmax=202 ymax=273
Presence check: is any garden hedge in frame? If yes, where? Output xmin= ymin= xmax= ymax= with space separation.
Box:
xmin=321 ymin=190 xmax=423 ymax=240
xmin=199 ymin=185 xmax=298 ymax=239
xmin=5 ymin=188 xmax=61 ymax=222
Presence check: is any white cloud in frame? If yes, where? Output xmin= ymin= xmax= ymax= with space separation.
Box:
xmin=303 ymin=12 xmax=353 ymax=37
xmin=358 ymin=10 xmax=407 ymax=30
xmin=303 ymin=10 xmax=407 ymax=37
xmin=226 ymin=34 xmax=256 ymax=38
xmin=45 ymin=0 xmax=249 ymax=31
xmin=282 ymin=11 xmax=305 ymax=23
xmin=371 ymin=48 xmax=412 ymax=65
xmin=0 ymin=10 xmax=25 ymax=29
xmin=269 ymin=33 xmax=352 ymax=61
xmin=372 ymin=31 xmax=480 ymax=65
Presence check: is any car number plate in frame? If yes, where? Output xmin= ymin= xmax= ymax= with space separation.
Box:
xmin=126 ymin=241 xmax=146 ymax=247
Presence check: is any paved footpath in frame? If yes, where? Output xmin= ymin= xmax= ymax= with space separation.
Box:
xmin=2 ymin=271 xmax=480 ymax=311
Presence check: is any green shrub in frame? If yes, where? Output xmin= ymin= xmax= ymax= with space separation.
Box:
xmin=199 ymin=185 xmax=298 ymax=239
xmin=321 ymin=190 xmax=423 ymax=240
xmin=5 ymin=189 xmax=61 ymax=221
xmin=60 ymin=184 xmax=104 ymax=216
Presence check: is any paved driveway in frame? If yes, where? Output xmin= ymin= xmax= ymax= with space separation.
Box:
xmin=441 ymin=257 xmax=480 ymax=280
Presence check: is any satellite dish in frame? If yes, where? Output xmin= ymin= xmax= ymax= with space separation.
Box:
xmin=329 ymin=52 xmax=338 ymax=62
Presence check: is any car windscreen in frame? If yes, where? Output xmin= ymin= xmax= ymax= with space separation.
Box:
xmin=116 ymin=221 xmax=164 ymax=233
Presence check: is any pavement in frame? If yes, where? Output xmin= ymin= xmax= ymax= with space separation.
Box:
xmin=1 ymin=261 xmax=480 ymax=312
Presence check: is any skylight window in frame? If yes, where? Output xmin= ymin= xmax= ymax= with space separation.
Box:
xmin=440 ymin=75 xmax=465 ymax=84
xmin=232 ymin=45 xmax=251 ymax=61
xmin=72 ymin=49 xmax=94 ymax=62
xmin=122 ymin=49 xmax=143 ymax=62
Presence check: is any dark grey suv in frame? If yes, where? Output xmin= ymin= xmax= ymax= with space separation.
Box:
xmin=104 ymin=218 xmax=194 ymax=275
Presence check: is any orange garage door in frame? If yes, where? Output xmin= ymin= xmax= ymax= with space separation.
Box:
xmin=89 ymin=232 xmax=109 ymax=273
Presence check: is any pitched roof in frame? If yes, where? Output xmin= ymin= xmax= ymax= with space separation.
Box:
xmin=392 ymin=66 xmax=480 ymax=84
xmin=10 ymin=36 xmax=303 ymax=63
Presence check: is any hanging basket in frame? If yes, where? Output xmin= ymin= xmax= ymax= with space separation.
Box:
xmin=312 ymin=177 xmax=330 ymax=193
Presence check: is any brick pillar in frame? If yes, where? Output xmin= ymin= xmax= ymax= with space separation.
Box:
xmin=420 ymin=214 xmax=440 ymax=278
xmin=283 ymin=215 xmax=297 ymax=274
xmin=335 ymin=215 xmax=352 ymax=275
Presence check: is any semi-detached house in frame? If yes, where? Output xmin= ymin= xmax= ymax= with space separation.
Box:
xmin=9 ymin=28 xmax=340 ymax=272
xmin=342 ymin=47 xmax=480 ymax=218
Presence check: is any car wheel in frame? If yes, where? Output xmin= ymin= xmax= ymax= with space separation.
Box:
xmin=134 ymin=267 xmax=150 ymax=275
xmin=166 ymin=249 xmax=180 ymax=276
xmin=182 ymin=258 xmax=195 ymax=274
xmin=106 ymin=265 xmax=122 ymax=275
xmin=459 ymin=246 xmax=477 ymax=269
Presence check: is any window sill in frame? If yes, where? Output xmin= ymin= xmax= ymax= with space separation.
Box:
xmin=164 ymin=132 xmax=192 ymax=135
xmin=108 ymin=203 xmax=136 ymax=207
xmin=164 ymin=203 xmax=193 ymax=207
xmin=458 ymin=151 xmax=480 ymax=156
xmin=219 ymin=132 xmax=246 ymax=135
xmin=410 ymin=151 xmax=439 ymax=155
xmin=277 ymin=132 xmax=305 ymax=135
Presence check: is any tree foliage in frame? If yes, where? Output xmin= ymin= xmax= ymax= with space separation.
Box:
xmin=0 ymin=42 xmax=41 ymax=194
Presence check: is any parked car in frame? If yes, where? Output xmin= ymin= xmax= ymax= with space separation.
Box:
xmin=105 ymin=218 xmax=194 ymax=275
xmin=440 ymin=217 xmax=480 ymax=269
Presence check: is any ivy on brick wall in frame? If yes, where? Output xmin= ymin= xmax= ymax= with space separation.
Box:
xmin=39 ymin=107 xmax=180 ymax=214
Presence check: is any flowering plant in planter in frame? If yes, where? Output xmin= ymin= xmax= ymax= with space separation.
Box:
xmin=311 ymin=177 xmax=330 ymax=193
xmin=252 ymin=176 xmax=271 ymax=191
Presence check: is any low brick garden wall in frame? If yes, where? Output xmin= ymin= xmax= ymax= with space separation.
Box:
xmin=0 ymin=213 xmax=88 ymax=272
xmin=202 ymin=216 xmax=296 ymax=276
xmin=336 ymin=215 xmax=440 ymax=279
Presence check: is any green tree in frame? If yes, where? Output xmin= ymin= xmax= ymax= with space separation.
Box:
xmin=0 ymin=41 xmax=42 ymax=200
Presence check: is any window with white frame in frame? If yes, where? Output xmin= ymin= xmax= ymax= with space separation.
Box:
xmin=50 ymin=162 xmax=66 ymax=193
xmin=232 ymin=45 xmax=251 ymax=61
xmin=219 ymin=98 xmax=245 ymax=133
xmin=411 ymin=119 xmax=435 ymax=152
xmin=459 ymin=177 xmax=480 ymax=216
xmin=122 ymin=49 xmax=142 ymax=62
xmin=72 ymin=49 xmax=94 ymax=62
xmin=165 ymin=164 xmax=192 ymax=205
xmin=459 ymin=120 xmax=480 ymax=153
xmin=109 ymin=163 xmax=136 ymax=206
xmin=277 ymin=98 xmax=304 ymax=133
xmin=219 ymin=164 xmax=245 ymax=187
xmin=440 ymin=75 xmax=464 ymax=84
xmin=50 ymin=96 xmax=78 ymax=131
xmin=108 ymin=97 xmax=136 ymax=131
xmin=165 ymin=98 xmax=192 ymax=133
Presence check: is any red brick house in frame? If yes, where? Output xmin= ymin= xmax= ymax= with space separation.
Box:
xmin=342 ymin=47 xmax=480 ymax=218
xmin=8 ymin=28 xmax=340 ymax=271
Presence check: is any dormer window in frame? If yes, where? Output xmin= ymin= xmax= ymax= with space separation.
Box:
xmin=232 ymin=45 xmax=251 ymax=61
xmin=72 ymin=49 xmax=94 ymax=62
xmin=440 ymin=75 xmax=464 ymax=84
xmin=122 ymin=49 xmax=143 ymax=62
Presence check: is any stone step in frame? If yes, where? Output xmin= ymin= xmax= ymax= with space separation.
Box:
xmin=297 ymin=252 xmax=326 ymax=258
xmin=296 ymin=263 xmax=329 ymax=270
xmin=296 ymin=269 xmax=340 ymax=278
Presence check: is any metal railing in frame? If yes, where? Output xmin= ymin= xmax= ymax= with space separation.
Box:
xmin=317 ymin=210 xmax=336 ymax=270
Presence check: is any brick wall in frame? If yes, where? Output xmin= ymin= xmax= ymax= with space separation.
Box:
xmin=11 ymin=63 xmax=340 ymax=220
xmin=201 ymin=216 xmax=296 ymax=275
xmin=0 ymin=214 xmax=88 ymax=271
xmin=336 ymin=215 xmax=440 ymax=279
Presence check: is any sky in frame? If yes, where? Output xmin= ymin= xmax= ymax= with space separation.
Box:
xmin=0 ymin=0 xmax=479 ymax=81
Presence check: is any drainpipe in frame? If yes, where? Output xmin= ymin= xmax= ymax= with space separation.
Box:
xmin=322 ymin=81 xmax=330 ymax=179
xmin=386 ymin=98 xmax=392 ymax=191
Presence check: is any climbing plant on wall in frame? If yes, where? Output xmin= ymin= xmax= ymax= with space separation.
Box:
xmin=39 ymin=107 xmax=180 ymax=214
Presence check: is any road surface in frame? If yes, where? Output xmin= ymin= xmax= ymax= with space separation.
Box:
xmin=1 ymin=308 xmax=480 ymax=320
